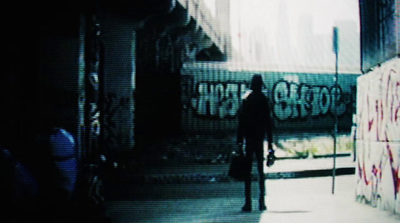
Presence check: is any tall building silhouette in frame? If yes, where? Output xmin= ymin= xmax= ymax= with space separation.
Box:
xmin=334 ymin=20 xmax=360 ymax=71
xmin=275 ymin=1 xmax=293 ymax=65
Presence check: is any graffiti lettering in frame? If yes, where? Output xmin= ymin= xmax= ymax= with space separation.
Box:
xmin=189 ymin=80 xmax=354 ymax=120
xmin=356 ymin=58 xmax=400 ymax=214
xmin=191 ymin=82 xmax=247 ymax=118
xmin=272 ymin=80 xmax=349 ymax=120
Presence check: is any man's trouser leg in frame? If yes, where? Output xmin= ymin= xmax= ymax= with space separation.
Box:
xmin=244 ymin=150 xmax=253 ymax=205
xmin=255 ymin=146 xmax=265 ymax=199
xmin=256 ymin=146 xmax=267 ymax=211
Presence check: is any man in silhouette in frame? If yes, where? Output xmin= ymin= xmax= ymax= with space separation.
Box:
xmin=237 ymin=74 xmax=275 ymax=212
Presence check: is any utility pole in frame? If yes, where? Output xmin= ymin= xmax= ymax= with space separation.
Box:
xmin=332 ymin=26 xmax=339 ymax=194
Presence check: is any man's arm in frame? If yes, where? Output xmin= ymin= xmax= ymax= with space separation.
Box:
xmin=264 ymin=98 xmax=274 ymax=149
xmin=264 ymin=97 xmax=276 ymax=167
xmin=236 ymin=104 xmax=244 ymax=145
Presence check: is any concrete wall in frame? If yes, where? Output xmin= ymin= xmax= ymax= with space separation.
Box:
xmin=359 ymin=0 xmax=399 ymax=73
xmin=355 ymin=57 xmax=400 ymax=214
xmin=181 ymin=63 xmax=358 ymax=134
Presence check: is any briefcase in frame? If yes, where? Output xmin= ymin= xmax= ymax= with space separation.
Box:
xmin=228 ymin=154 xmax=249 ymax=181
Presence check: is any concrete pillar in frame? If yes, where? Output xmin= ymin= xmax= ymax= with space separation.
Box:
xmin=135 ymin=5 xmax=191 ymax=155
xmin=101 ymin=15 xmax=136 ymax=152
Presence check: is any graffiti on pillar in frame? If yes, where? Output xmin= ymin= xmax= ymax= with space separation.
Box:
xmin=84 ymin=16 xmax=103 ymax=163
xmin=103 ymin=93 xmax=131 ymax=149
xmin=272 ymin=80 xmax=353 ymax=120
xmin=356 ymin=58 xmax=400 ymax=213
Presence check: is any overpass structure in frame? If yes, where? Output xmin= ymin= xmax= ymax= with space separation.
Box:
xmin=2 ymin=0 xmax=231 ymax=219
xmin=85 ymin=0 xmax=232 ymax=212
xmin=177 ymin=0 xmax=230 ymax=56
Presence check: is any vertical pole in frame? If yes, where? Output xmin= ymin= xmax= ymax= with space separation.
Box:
xmin=332 ymin=27 xmax=339 ymax=194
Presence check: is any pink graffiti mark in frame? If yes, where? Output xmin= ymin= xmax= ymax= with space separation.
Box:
xmin=394 ymin=80 xmax=400 ymax=123
xmin=385 ymin=69 xmax=400 ymax=124
xmin=394 ymin=76 xmax=400 ymax=197
xmin=365 ymin=129 xmax=400 ymax=201
xmin=386 ymin=141 xmax=399 ymax=199
xmin=366 ymin=69 xmax=400 ymax=141
xmin=374 ymin=68 xmax=400 ymax=199
xmin=363 ymin=139 xmax=398 ymax=202
xmin=367 ymin=95 xmax=374 ymax=132
xmin=358 ymin=67 xmax=400 ymax=202
xmin=376 ymin=100 xmax=382 ymax=141
xmin=359 ymin=160 xmax=371 ymax=186
xmin=372 ymin=164 xmax=381 ymax=179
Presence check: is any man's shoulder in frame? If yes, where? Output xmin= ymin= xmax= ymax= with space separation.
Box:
xmin=245 ymin=91 xmax=268 ymax=101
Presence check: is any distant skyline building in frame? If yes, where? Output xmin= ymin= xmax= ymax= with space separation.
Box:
xmin=334 ymin=20 xmax=360 ymax=71
xmin=297 ymin=15 xmax=314 ymax=63
xmin=215 ymin=0 xmax=232 ymax=59
xmin=229 ymin=0 xmax=360 ymax=73
xmin=275 ymin=1 xmax=295 ymax=66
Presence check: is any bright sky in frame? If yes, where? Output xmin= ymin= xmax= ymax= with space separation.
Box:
xmin=201 ymin=0 xmax=361 ymax=72
xmin=230 ymin=0 xmax=360 ymax=48
xmin=227 ymin=0 xmax=360 ymax=72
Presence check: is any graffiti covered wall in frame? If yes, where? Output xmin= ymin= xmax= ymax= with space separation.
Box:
xmin=181 ymin=64 xmax=358 ymax=134
xmin=355 ymin=57 xmax=400 ymax=214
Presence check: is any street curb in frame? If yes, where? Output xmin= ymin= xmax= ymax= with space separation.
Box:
xmin=106 ymin=167 xmax=356 ymax=184
xmin=276 ymin=153 xmax=352 ymax=160
xmin=265 ymin=167 xmax=355 ymax=180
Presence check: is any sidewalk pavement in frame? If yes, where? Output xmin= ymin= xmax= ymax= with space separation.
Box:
xmin=104 ymin=175 xmax=400 ymax=223
xmin=103 ymin=156 xmax=400 ymax=222
xmin=107 ymin=155 xmax=356 ymax=184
